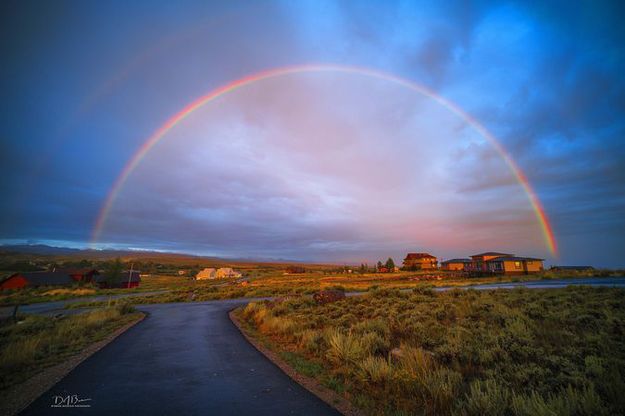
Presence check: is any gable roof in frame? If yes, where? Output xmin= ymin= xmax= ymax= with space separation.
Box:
xmin=471 ymin=252 xmax=514 ymax=257
xmin=55 ymin=268 xmax=99 ymax=275
xmin=487 ymin=256 xmax=544 ymax=262
xmin=9 ymin=272 xmax=75 ymax=286
xmin=441 ymin=258 xmax=472 ymax=264
xmin=404 ymin=253 xmax=436 ymax=260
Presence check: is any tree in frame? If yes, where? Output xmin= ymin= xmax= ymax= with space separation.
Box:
xmin=376 ymin=261 xmax=383 ymax=272
xmin=385 ymin=257 xmax=396 ymax=272
xmin=104 ymin=258 xmax=124 ymax=287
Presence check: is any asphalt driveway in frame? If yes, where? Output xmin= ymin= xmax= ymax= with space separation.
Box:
xmin=20 ymin=300 xmax=340 ymax=416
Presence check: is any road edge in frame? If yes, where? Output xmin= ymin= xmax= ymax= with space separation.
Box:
xmin=0 ymin=312 xmax=146 ymax=416
xmin=229 ymin=309 xmax=362 ymax=416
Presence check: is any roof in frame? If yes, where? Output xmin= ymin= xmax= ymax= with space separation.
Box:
xmin=441 ymin=258 xmax=472 ymax=264
xmin=55 ymin=268 xmax=99 ymax=275
xmin=404 ymin=253 xmax=436 ymax=259
xmin=471 ymin=252 xmax=514 ymax=257
xmin=487 ymin=256 xmax=544 ymax=262
xmin=9 ymin=272 xmax=75 ymax=286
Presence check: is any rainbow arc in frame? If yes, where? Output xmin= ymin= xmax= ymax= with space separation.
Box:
xmin=91 ymin=64 xmax=558 ymax=256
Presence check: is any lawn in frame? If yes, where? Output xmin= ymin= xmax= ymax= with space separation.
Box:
xmin=0 ymin=305 xmax=142 ymax=394
xmin=236 ymin=286 xmax=625 ymax=415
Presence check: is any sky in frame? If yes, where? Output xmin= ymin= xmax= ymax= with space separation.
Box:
xmin=1 ymin=0 xmax=624 ymax=267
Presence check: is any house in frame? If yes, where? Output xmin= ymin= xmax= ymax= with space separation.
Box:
xmin=467 ymin=252 xmax=544 ymax=275
xmin=196 ymin=268 xmax=216 ymax=280
xmin=56 ymin=268 xmax=100 ymax=283
xmin=0 ymin=271 xmax=75 ymax=290
xmin=215 ymin=268 xmax=242 ymax=279
xmin=403 ymin=253 xmax=438 ymax=270
xmin=485 ymin=256 xmax=544 ymax=274
xmin=467 ymin=252 xmax=514 ymax=272
xmin=95 ymin=271 xmax=141 ymax=288
xmin=440 ymin=259 xmax=472 ymax=271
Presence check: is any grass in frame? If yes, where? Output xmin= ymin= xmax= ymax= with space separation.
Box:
xmin=236 ymin=286 xmax=625 ymax=415
xmin=59 ymin=268 xmax=624 ymax=308
xmin=0 ymin=305 xmax=142 ymax=393
xmin=3 ymin=263 xmax=623 ymax=306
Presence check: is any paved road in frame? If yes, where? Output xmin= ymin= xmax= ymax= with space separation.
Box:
xmin=20 ymin=300 xmax=340 ymax=416
xmin=436 ymin=276 xmax=625 ymax=291
xmin=0 ymin=291 xmax=167 ymax=318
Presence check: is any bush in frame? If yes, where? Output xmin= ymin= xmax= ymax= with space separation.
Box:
xmin=116 ymin=302 xmax=135 ymax=315
xmin=463 ymin=379 xmax=511 ymax=416
xmin=358 ymin=355 xmax=393 ymax=384
xmin=297 ymin=329 xmax=325 ymax=353
xmin=325 ymin=329 xmax=366 ymax=364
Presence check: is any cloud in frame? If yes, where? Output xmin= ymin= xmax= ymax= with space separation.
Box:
xmin=1 ymin=0 xmax=624 ymax=266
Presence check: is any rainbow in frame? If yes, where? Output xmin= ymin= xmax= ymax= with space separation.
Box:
xmin=91 ymin=64 xmax=558 ymax=256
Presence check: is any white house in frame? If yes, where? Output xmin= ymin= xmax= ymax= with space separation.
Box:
xmin=196 ymin=268 xmax=216 ymax=280
xmin=215 ymin=268 xmax=242 ymax=279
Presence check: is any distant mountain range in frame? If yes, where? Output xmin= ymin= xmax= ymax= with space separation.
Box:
xmin=0 ymin=244 xmax=333 ymax=266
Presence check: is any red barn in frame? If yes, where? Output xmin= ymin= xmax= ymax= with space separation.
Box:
xmin=56 ymin=268 xmax=100 ymax=283
xmin=0 ymin=272 xmax=75 ymax=290
xmin=95 ymin=271 xmax=141 ymax=289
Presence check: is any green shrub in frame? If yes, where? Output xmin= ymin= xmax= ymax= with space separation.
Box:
xmin=325 ymin=329 xmax=366 ymax=364
xmin=463 ymin=379 xmax=511 ymax=416
xmin=357 ymin=355 xmax=393 ymax=384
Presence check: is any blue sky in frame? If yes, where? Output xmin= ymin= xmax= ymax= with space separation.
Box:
xmin=1 ymin=0 xmax=624 ymax=266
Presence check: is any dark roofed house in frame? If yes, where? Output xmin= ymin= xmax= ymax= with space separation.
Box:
xmin=0 ymin=272 xmax=75 ymax=290
xmin=56 ymin=268 xmax=100 ymax=283
xmin=95 ymin=270 xmax=141 ymax=289
xmin=486 ymin=256 xmax=545 ymax=274
xmin=403 ymin=253 xmax=438 ymax=270
xmin=467 ymin=252 xmax=515 ymax=272
xmin=440 ymin=258 xmax=472 ymax=271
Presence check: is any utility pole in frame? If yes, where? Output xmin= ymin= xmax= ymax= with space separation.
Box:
xmin=127 ymin=263 xmax=134 ymax=289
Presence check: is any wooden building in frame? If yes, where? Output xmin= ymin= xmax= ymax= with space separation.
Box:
xmin=440 ymin=259 xmax=472 ymax=271
xmin=485 ymin=256 xmax=544 ymax=274
xmin=467 ymin=252 xmax=514 ymax=273
xmin=402 ymin=253 xmax=438 ymax=270
xmin=467 ymin=252 xmax=544 ymax=275
xmin=56 ymin=268 xmax=100 ymax=283
xmin=196 ymin=268 xmax=216 ymax=280
xmin=95 ymin=270 xmax=141 ymax=288
xmin=0 ymin=271 xmax=74 ymax=290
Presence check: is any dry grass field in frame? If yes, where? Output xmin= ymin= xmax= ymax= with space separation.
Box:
xmin=236 ymin=286 xmax=625 ymax=415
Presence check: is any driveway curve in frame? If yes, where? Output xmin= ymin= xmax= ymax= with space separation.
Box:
xmin=20 ymin=300 xmax=340 ymax=416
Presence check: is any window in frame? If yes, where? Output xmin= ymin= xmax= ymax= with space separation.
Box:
xmin=515 ymin=261 xmax=521 ymax=269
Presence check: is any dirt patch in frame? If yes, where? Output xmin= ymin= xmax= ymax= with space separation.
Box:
xmin=0 ymin=313 xmax=145 ymax=416
xmin=229 ymin=310 xmax=362 ymax=416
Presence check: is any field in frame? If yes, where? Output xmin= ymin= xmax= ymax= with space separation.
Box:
xmin=236 ymin=286 xmax=625 ymax=415
xmin=0 ymin=305 xmax=142 ymax=394
xmin=61 ymin=271 xmax=591 ymax=309
xmin=2 ymin=249 xmax=622 ymax=306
